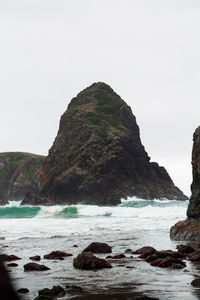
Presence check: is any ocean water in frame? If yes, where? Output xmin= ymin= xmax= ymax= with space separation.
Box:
xmin=0 ymin=198 xmax=199 ymax=300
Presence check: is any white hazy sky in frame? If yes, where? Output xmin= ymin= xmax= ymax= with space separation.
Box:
xmin=1 ymin=0 xmax=200 ymax=196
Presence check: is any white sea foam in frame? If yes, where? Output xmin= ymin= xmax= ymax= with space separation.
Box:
xmin=5 ymin=200 xmax=22 ymax=207
xmin=36 ymin=205 xmax=66 ymax=218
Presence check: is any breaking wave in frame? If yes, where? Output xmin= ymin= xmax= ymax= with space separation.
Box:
xmin=0 ymin=198 xmax=188 ymax=219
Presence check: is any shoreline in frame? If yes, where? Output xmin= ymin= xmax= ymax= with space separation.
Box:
xmin=0 ymin=200 xmax=197 ymax=299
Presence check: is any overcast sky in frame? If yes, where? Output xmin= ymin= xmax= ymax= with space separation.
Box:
xmin=1 ymin=0 xmax=200 ymax=196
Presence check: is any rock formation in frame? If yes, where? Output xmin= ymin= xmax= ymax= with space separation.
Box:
xmin=170 ymin=127 xmax=200 ymax=240
xmin=22 ymin=82 xmax=187 ymax=206
xmin=0 ymin=152 xmax=45 ymax=204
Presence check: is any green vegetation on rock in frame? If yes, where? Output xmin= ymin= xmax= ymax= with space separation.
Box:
xmin=67 ymin=82 xmax=130 ymax=140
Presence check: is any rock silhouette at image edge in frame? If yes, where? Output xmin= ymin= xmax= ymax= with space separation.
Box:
xmin=170 ymin=127 xmax=200 ymax=241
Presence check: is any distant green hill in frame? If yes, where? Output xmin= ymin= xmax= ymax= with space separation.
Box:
xmin=0 ymin=152 xmax=45 ymax=204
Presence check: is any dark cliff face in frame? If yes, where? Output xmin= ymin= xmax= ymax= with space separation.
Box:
xmin=187 ymin=127 xmax=200 ymax=219
xmin=31 ymin=82 xmax=187 ymax=206
xmin=0 ymin=152 xmax=45 ymax=204
xmin=170 ymin=127 xmax=200 ymax=241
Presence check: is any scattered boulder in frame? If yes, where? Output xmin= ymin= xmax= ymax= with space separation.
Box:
xmin=191 ymin=278 xmax=200 ymax=287
xmin=132 ymin=246 xmax=156 ymax=255
xmin=176 ymin=244 xmax=195 ymax=255
xmin=44 ymin=251 xmax=72 ymax=260
xmin=188 ymin=251 xmax=200 ymax=261
xmin=7 ymin=263 xmax=18 ymax=267
xmin=24 ymin=263 xmax=50 ymax=271
xmin=136 ymin=245 xmax=187 ymax=270
xmin=38 ymin=286 xmax=65 ymax=298
xmin=145 ymin=254 xmax=159 ymax=263
xmin=17 ymin=288 xmax=29 ymax=294
xmin=157 ymin=257 xmax=186 ymax=268
xmin=29 ymin=255 xmax=41 ymax=261
xmin=83 ymin=242 xmax=112 ymax=253
xmin=150 ymin=258 xmax=163 ymax=267
xmin=155 ymin=250 xmax=185 ymax=259
xmin=73 ymin=252 xmax=112 ymax=270
xmin=106 ymin=254 xmax=126 ymax=259
xmin=0 ymin=254 xmax=21 ymax=261
xmin=125 ymin=249 xmax=132 ymax=253
xmin=139 ymin=249 xmax=157 ymax=259
xmin=73 ymin=245 xmax=78 ymax=248
xmin=142 ymin=250 xmax=185 ymax=262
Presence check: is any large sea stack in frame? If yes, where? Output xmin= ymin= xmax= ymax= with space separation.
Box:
xmin=0 ymin=152 xmax=45 ymax=204
xmin=170 ymin=127 xmax=200 ymax=241
xmin=23 ymin=82 xmax=187 ymax=206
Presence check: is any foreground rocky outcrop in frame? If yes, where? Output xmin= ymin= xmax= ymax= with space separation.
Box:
xmin=0 ymin=152 xmax=45 ymax=204
xmin=170 ymin=127 xmax=200 ymax=240
xmin=22 ymin=82 xmax=187 ymax=206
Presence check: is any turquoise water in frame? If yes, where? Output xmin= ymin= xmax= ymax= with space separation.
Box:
xmin=0 ymin=199 xmax=188 ymax=219
xmin=0 ymin=206 xmax=41 ymax=218
xmin=119 ymin=199 xmax=187 ymax=208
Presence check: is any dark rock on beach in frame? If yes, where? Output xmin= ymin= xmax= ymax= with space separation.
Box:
xmin=176 ymin=244 xmax=195 ymax=255
xmin=170 ymin=127 xmax=200 ymax=240
xmin=170 ymin=220 xmax=200 ymax=241
xmin=0 ymin=152 xmax=45 ymax=204
xmin=191 ymin=278 xmax=200 ymax=287
xmin=38 ymin=286 xmax=65 ymax=298
xmin=29 ymin=255 xmax=41 ymax=261
xmin=23 ymin=82 xmax=187 ymax=206
xmin=7 ymin=263 xmax=18 ymax=267
xmin=0 ymin=254 xmax=21 ymax=261
xmin=188 ymin=251 xmax=200 ymax=261
xmin=150 ymin=257 xmax=186 ymax=268
xmin=73 ymin=251 xmax=112 ymax=270
xmin=23 ymin=262 xmax=50 ymax=271
xmin=154 ymin=250 xmax=185 ymax=259
xmin=83 ymin=242 xmax=112 ymax=253
xmin=44 ymin=250 xmax=72 ymax=260
xmin=125 ymin=248 xmax=132 ymax=253
xmin=157 ymin=257 xmax=186 ymax=268
xmin=136 ymin=246 xmax=187 ymax=269
xmin=139 ymin=249 xmax=157 ymax=259
xmin=17 ymin=288 xmax=29 ymax=294
xmin=132 ymin=246 xmax=157 ymax=255
xmin=106 ymin=254 xmax=126 ymax=259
